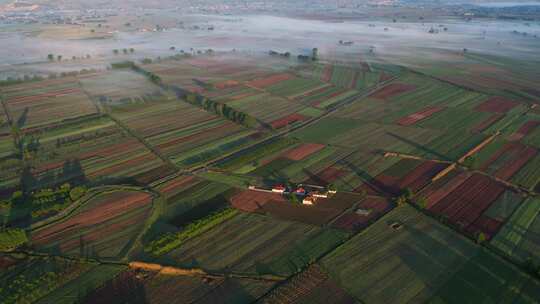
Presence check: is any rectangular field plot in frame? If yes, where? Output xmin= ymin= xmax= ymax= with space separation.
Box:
xmin=80 ymin=70 xmax=165 ymax=103
xmin=225 ymin=93 xmax=310 ymax=128
xmin=258 ymin=265 xmax=356 ymax=304
xmin=162 ymin=212 xmax=348 ymax=276
xmin=81 ymin=269 xmax=276 ymax=304
xmin=31 ymin=189 xmax=154 ymax=258
xmin=297 ymin=62 xmax=388 ymax=91
xmin=22 ymin=116 xmax=170 ymax=189
xmin=0 ymin=256 xmax=104 ymax=304
xmin=110 ymin=99 xmax=260 ymax=167
xmin=419 ymin=172 xmax=521 ymax=239
xmin=293 ymin=118 xmax=442 ymax=155
xmin=356 ymin=158 xmax=449 ymax=196
xmin=321 ymin=205 xmax=540 ymax=304
xmin=491 ymin=197 xmax=540 ymax=266
xmin=0 ymin=77 xmax=97 ymax=131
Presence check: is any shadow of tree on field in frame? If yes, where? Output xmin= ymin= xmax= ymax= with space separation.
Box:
xmin=386 ymin=132 xmax=449 ymax=161
xmin=16 ymin=107 xmax=29 ymax=128
xmin=339 ymin=160 xmax=395 ymax=196
xmin=82 ymin=270 xmax=148 ymax=304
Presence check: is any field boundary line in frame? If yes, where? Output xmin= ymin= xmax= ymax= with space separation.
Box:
xmin=105 ymin=113 xmax=179 ymax=171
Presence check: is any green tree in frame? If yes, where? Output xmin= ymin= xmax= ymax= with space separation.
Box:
xmin=69 ymin=186 xmax=87 ymax=201
xmin=0 ymin=228 xmax=28 ymax=251
xmin=396 ymin=195 xmax=408 ymax=207
xmin=113 ymin=49 xmax=119 ymax=55
xmin=416 ymin=197 xmax=428 ymax=209
xmin=477 ymin=232 xmax=487 ymax=244
xmin=56 ymin=55 xmax=62 ymax=61
xmin=47 ymin=54 xmax=54 ymax=61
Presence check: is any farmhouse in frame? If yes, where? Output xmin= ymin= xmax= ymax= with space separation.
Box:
xmin=272 ymin=185 xmax=287 ymax=193
xmin=295 ymin=187 xmax=307 ymax=195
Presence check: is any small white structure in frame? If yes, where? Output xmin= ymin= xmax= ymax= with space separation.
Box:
xmin=355 ymin=208 xmax=372 ymax=216
xmin=312 ymin=191 xmax=328 ymax=198
xmin=303 ymin=196 xmax=316 ymax=205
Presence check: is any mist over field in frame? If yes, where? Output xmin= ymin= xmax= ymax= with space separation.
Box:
xmin=1 ymin=1 xmax=540 ymax=303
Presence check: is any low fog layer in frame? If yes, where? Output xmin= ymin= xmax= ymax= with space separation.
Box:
xmin=0 ymin=14 xmax=539 ymax=78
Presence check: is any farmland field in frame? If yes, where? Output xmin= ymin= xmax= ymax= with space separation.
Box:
xmin=0 ymin=77 xmax=97 ymax=131
xmin=80 ymin=70 xmax=166 ymax=104
xmin=31 ymin=189 xmax=154 ymax=258
xmin=322 ymin=205 xmax=540 ymax=303
xmin=109 ymin=97 xmax=261 ymax=167
xmin=1 ymin=11 xmax=540 ymax=302
xmin=161 ymin=212 xmax=349 ymax=276
xmin=82 ymin=269 xmax=276 ymax=304
xmin=19 ymin=116 xmax=170 ymax=190
xmin=491 ymin=197 xmax=540 ymax=266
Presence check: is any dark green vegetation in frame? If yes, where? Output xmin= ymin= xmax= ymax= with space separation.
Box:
xmin=0 ymin=51 xmax=539 ymax=304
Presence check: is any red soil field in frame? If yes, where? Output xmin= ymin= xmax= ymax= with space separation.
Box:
xmin=481 ymin=142 xmax=538 ymax=180
xmin=6 ymin=88 xmax=81 ymax=105
xmin=282 ymin=143 xmax=325 ymax=161
xmin=428 ymin=174 xmax=506 ymax=231
xmin=358 ymin=174 xmax=401 ymax=196
xmin=332 ymin=196 xmax=392 ymax=231
xmin=398 ymin=161 xmax=449 ymax=192
xmin=379 ymin=72 xmax=394 ymax=82
xmin=259 ymin=201 xmax=341 ymax=226
xmin=32 ymin=191 xmax=152 ymax=245
xmin=214 ymin=80 xmax=240 ymax=89
xmin=303 ymin=166 xmax=348 ymax=186
xmin=422 ymin=172 xmax=471 ymax=209
xmin=370 ymin=83 xmax=416 ymax=100
xmin=472 ymin=114 xmax=504 ymax=133
xmin=474 ymin=96 xmax=519 ymax=113
xmin=262 ymin=265 xmax=355 ymax=304
xmin=359 ymin=161 xmax=447 ymax=196
xmin=0 ymin=256 xmax=18 ymax=269
xmin=270 ymin=113 xmax=309 ymax=129
xmin=158 ymin=176 xmax=197 ymax=196
xmin=508 ymin=120 xmax=540 ymax=141
xmin=58 ymin=210 xmax=149 ymax=253
xmin=247 ymin=73 xmax=293 ymax=88
xmin=396 ymin=106 xmax=444 ymax=126
xmin=495 ymin=146 xmax=537 ymax=180
xmin=322 ymin=65 xmax=333 ymax=82
xmin=230 ymin=190 xmax=286 ymax=212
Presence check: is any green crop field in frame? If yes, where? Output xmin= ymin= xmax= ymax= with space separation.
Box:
xmin=161 ymin=212 xmax=349 ymax=276
xmin=322 ymin=205 xmax=540 ymax=303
